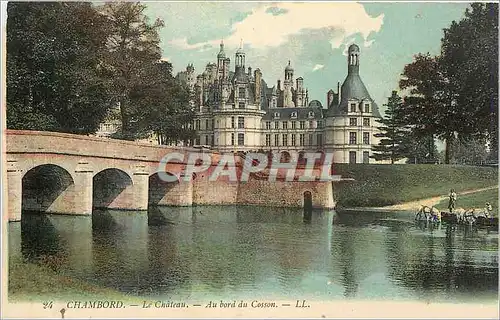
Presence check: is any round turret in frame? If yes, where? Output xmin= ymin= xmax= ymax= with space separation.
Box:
xmin=348 ymin=44 xmax=360 ymax=54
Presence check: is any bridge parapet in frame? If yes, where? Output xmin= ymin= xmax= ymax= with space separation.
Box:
xmin=5 ymin=130 xmax=336 ymax=222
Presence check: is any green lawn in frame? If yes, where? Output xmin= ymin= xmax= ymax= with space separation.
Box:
xmin=333 ymin=164 xmax=498 ymax=207
xmin=8 ymin=257 xmax=141 ymax=302
xmin=435 ymin=187 xmax=499 ymax=215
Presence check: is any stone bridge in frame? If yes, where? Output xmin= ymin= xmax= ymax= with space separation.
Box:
xmin=5 ymin=130 xmax=335 ymax=222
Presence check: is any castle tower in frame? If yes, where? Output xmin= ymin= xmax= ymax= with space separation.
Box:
xmin=348 ymin=43 xmax=360 ymax=75
xmin=217 ymin=40 xmax=226 ymax=79
xmin=235 ymin=43 xmax=245 ymax=74
xmin=283 ymin=61 xmax=295 ymax=108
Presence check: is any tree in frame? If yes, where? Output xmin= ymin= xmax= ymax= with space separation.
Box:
xmin=6 ymin=2 xmax=113 ymax=134
xmin=440 ymin=3 xmax=498 ymax=160
xmin=399 ymin=54 xmax=457 ymax=164
xmin=371 ymin=91 xmax=409 ymax=164
xmin=404 ymin=134 xmax=439 ymax=164
xmin=99 ymin=2 xmax=165 ymax=140
xmin=399 ymin=3 xmax=498 ymax=164
xmin=129 ymin=61 xmax=197 ymax=145
xmin=452 ymin=137 xmax=489 ymax=165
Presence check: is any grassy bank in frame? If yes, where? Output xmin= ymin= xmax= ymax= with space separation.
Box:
xmin=435 ymin=187 xmax=499 ymax=214
xmin=333 ymin=164 xmax=498 ymax=207
xmin=8 ymin=257 xmax=141 ymax=302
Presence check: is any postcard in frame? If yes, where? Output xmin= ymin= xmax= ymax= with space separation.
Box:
xmin=1 ymin=1 xmax=498 ymax=319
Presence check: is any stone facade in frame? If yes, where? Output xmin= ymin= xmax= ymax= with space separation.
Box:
xmin=180 ymin=42 xmax=384 ymax=163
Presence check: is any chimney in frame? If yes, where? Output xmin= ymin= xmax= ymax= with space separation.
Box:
xmin=254 ymin=69 xmax=262 ymax=107
xmin=337 ymin=82 xmax=341 ymax=104
xmin=327 ymin=90 xmax=334 ymax=108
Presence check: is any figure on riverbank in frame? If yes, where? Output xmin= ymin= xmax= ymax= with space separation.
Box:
xmin=448 ymin=189 xmax=457 ymax=213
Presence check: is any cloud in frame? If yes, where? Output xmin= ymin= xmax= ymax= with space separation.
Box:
xmin=312 ymin=64 xmax=325 ymax=72
xmin=169 ymin=3 xmax=384 ymax=52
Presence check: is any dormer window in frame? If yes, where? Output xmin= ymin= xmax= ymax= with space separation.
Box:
xmin=308 ymin=111 xmax=315 ymax=118
xmin=350 ymin=103 xmax=356 ymax=113
xmin=364 ymin=103 xmax=370 ymax=113
xmin=274 ymin=112 xmax=280 ymax=119
xmin=291 ymin=111 xmax=298 ymax=119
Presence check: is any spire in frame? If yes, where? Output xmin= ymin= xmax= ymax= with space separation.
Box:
xmin=217 ymin=39 xmax=226 ymax=59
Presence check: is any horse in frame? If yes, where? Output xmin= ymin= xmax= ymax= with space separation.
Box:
xmin=415 ymin=205 xmax=441 ymax=222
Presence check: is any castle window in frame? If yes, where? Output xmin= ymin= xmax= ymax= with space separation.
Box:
xmin=349 ymin=132 xmax=357 ymax=145
xmin=363 ymin=132 xmax=370 ymax=145
xmin=350 ymin=118 xmax=357 ymax=126
xmin=212 ymin=119 xmax=215 ymax=129
xmin=205 ymin=119 xmax=209 ymax=130
xmin=274 ymin=134 xmax=279 ymax=146
xmin=317 ymin=121 xmax=324 ymax=129
xmin=282 ymin=134 xmax=288 ymax=146
xmin=363 ymin=118 xmax=370 ymax=127
xmin=308 ymin=134 xmax=313 ymax=146
xmin=195 ymin=137 xmax=200 ymax=145
xmin=238 ymin=117 xmax=245 ymax=129
xmin=265 ymin=121 xmax=271 ymax=130
xmin=364 ymin=104 xmax=370 ymax=113
xmin=231 ymin=116 xmax=235 ymax=128
xmin=239 ymin=102 xmax=245 ymax=109
xmin=309 ymin=120 xmax=315 ymax=129
xmin=238 ymin=133 xmax=244 ymax=146
xmin=274 ymin=121 xmax=279 ymax=129
xmin=195 ymin=120 xmax=201 ymax=130
xmin=291 ymin=121 xmax=296 ymax=129
xmin=291 ymin=112 xmax=298 ymax=119
xmin=239 ymin=87 xmax=245 ymax=98
xmin=299 ymin=134 xmax=305 ymax=146
xmin=231 ymin=133 xmax=235 ymax=146
xmin=282 ymin=121 xmax=288 ymax=130
xmin=266 ymin=134 xmax=271 ymax=147
xmin=363 ymin=151 xmax=370 ymax=164
xmin=300 ymin=121 xmax=305 ymax=129
xmin=350 ymin=103 xmax=356 ymax=112
xmin=308 ymin=111 xmax=315 ymax=118
xmin=211 ymin=134 xmax=214 ymax=146
xmin=317 ymin=134 xmax=323 ymax=147
xmin=274 ymin=112 xmax=280 ymax=119
xmin=291 ymin=134 xmax=296 ymax=146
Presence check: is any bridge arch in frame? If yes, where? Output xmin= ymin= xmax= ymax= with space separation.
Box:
xmin=22 ymin=164 xmax=74 ymax=214
xmin=148 ymin=172 xmax=179 ymax=206
xmin=148 ymin=171 xmax=193 ymax=206
xmin=93 ymin=168 xmax=133 ymax=209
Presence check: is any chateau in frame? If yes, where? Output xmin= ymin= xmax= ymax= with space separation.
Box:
xmin=176 ymin=42 xmax=383 ymax=164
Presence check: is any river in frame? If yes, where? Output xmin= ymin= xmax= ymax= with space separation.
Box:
xmin=8 ymin=206 xmax=498 ymax=303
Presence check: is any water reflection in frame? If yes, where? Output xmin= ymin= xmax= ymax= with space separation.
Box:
xmin=9 ymin=208 xmax=498 ymax=302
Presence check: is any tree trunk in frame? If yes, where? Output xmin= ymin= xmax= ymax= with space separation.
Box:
xmin=119 ymin=98 xmax=129 ymax=140
xmin=445 ymin=134 xmax=453 ymax=164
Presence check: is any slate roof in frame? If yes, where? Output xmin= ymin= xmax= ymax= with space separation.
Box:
xmin=262 ymin=106 xmax=324 ymax=121
xmin=326 ymin=73 xmax=381 ymax=117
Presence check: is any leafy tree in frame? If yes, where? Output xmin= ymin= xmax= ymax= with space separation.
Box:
xmin=399 ymin=4 xmax=498 ymax=164
xmin=99 ymin=2 xmax=165 ymax=140
xmin=399 ymin=54 xmax=457 ymax=163
xmin=440 ymin=3 xmax=498 ymax=160
xmin=404 ymin=134 xmax=439 ymax=164
xmin=6 ymin=2 xmax=113 ymax=134
xmin=371 ymin=91 xmax=409 ymax=164
xmin=452 ymin=137 xmax=489 ymax=165
xmin=128 ymin=61 xmax=196 ymax=145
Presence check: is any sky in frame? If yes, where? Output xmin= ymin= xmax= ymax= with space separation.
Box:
xmin=147 ymin=2 xmax=471 ymax=112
